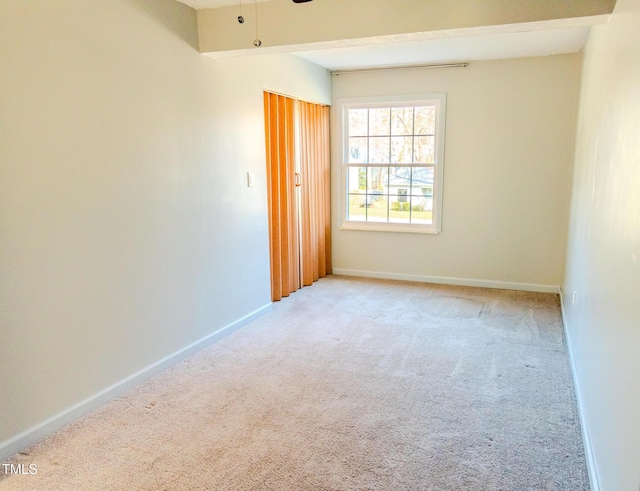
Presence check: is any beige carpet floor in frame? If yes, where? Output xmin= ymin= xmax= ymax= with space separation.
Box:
xmin=0 ymin=275 xmax=589 ymax=490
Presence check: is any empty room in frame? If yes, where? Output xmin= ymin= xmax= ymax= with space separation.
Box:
xmin=1 ymin=0 xmax=638 ymax=490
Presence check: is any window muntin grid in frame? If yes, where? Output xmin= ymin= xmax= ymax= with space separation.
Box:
xmin=343 ymin=101 xmax=441 ymax=228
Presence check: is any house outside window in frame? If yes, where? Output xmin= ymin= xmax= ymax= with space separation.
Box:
xmin=338 ymin=94 xmax=446 ymax=234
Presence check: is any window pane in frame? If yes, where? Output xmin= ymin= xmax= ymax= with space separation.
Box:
xmin=391 ymin=107 xmax=413 ymax=135
xmin=367 ymin=166 xmax=388 ymax=194
xmin=348 ymin=108 xmax=368 ymax=136
xmin=411 ymin=167 xmax=434 ymax=196
xmin=389 ymin=167 xmax=411 ymax=191
xmin=348 ymin=137 xmax=368 ymax=163
xmin=369 ymin=137 xmax=390 ymax=163
xmin=367 ymin=195 xmax=388 ymax=222
xmin=415 ymin=106 xmax=436 ymax=135
xmin=391 ymin=136 xmax=413 ymax=164
xmin=414 ymin=135 xmax=435 ymax=163
xmin=389 ymin=196 xmax=411 ymax=223
xmin=369 ymin=108 xmax=390 ymax=136
xmin=347 ymin=166 xmax=367 ymax=194
xmin=411 ymin=196 xmax=433 ymax=224
xmin=347 ymin=194 xmax=367 ymax=221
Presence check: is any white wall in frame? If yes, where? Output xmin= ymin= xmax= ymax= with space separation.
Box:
xmin=331 ymin=55 xmax=580 ymax=290
xmin=0 ymin=0 xmax=330 ymax=457
xmin=563 ymin=0 xmax=640 ymax=489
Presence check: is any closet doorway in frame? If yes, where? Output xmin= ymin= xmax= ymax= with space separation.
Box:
xmin=263 ymin=91 xmax=332 ymax=302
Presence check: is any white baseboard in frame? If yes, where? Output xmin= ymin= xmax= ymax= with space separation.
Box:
xmin=0 ymin=303 xmax=272 ymax=463
xmin=559 ymin=288 xmax=600 ymax=491
xmin=332 ymin=268 xmax=560 ymax=294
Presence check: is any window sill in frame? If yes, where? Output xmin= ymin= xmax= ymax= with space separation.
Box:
xmin=339 ymin=221 xmax=440 ymax=234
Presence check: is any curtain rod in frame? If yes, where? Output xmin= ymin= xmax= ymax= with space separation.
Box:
xmin=331 ymin=62 xmax=468 ymax=76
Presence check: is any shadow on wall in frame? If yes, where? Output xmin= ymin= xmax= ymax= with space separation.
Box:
xmin=131 ymin=0 xmax=200 ymax=51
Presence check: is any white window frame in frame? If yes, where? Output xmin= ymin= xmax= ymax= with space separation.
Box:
xmin=338 ymin=93 xmax=446 ymax=234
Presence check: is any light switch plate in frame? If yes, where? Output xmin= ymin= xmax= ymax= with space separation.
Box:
xmin=247 ymin=172 xmax=255 ymax=187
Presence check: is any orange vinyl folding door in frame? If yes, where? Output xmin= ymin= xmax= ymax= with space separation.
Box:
xmin=299 ymin=100 xmax=332 ymax=286
xmin=264 ymin=92 xmax=331 ymax=302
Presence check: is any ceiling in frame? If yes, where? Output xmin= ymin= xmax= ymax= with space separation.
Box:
xmin=177 ymin=0 xmax=605 ymax=71
xmin=178 ymin=0 xmax=267 ymax=8
xmin=292 ymin=25 xmax=593 ymax=71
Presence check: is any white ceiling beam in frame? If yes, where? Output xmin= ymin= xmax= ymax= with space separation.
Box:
xmin=195 ymin=0 xmax=615 ymax=54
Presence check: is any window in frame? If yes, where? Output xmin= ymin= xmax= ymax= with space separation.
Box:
xmin=339 ymin=94 xmax=446 ymax=233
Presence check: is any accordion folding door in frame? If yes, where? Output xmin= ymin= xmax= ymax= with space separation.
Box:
xmin=263 ymin=91 xmax=331 ymax=301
